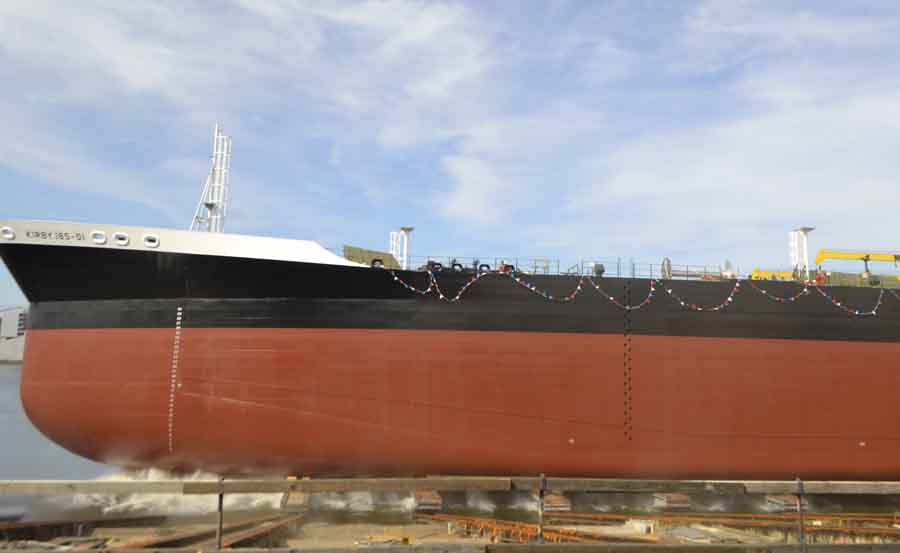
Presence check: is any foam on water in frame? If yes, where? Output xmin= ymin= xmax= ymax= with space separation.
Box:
xmin=57 ymin=468 xmax=281 ymax=515
xmin=380 ymin=492 xmax=416 ymax=512
xmin=707 ymin=500 xmax=727 ymax=512
xmin=465 ymin=491 xmax=496 ymax=513
xmin=507 ymin=493 xmax=538 ymax=512
xmin=306 ymin=491 xmax=416 ymax=513
xmin=309 ymin=492 xmax=375 ymax=512
xmin=52 ymin=471 xmax=422 ymax=517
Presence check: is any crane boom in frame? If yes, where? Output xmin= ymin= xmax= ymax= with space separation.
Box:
xmin=814 ymin=250 xmax=900 ymax=265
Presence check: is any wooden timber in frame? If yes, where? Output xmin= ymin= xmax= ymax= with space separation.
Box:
xmin=0 ymin=516 xmax=167 ymax=542
xmin=115 ymin=514 xmax=286 ymax=549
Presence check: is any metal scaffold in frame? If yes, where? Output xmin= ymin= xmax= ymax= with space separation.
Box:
xmin=191 ymin=123 xmax=232 ymax=233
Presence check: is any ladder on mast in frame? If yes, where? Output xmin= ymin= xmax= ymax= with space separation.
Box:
xmin=191 ymin=124 xmax=232 ymax=233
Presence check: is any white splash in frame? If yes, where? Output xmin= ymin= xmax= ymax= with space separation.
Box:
xmin=60 ymin=468 xmax=281 ymax=515
xmin=707 ymin=500 xmax=727 ymax=512
xmin=398 ymin=495 xmax=417 ymax=512
xmin=465 ymin=491 xmax=496 ymax=513
xmin=508 ymin=493 xmax=538 ymax=512
xmin=756 ymin=497 xmax=782 ymax=513
xmin=310 ymin=492 xmax=374 ymax=512
xmin=379 ymin=492 xmax=416 ymax=512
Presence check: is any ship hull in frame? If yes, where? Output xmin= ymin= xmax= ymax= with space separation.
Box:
xmin=2 ymin=221 xmax=899 ymax=479
xmin=21 ymin=326 xmax=900 ymax=478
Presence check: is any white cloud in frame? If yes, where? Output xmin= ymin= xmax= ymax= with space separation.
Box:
xmin=0 ymin=0 xmax=493 ymax=213
xmin=688 ymin=0 xmax=893 ymax=46
xmin=424 ymin=2 xmax=900 ymax=268
xmin=0 ymin=0 xmax=899 ymax=277
xmin=0 ymin=3 xmax=179 ymax=93
xmin=670 ymin=1 xmax=900 ymax=76
xmin=437 ymin=155 xmax=507 ymax=223
xmin=0 ymin=104 xmax=176 ymax=217
xmin=561 ymin=81 xmax=900 ymax=266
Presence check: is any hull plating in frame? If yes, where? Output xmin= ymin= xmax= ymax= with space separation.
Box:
xmin=21 ymin=327 xmax=900 ymax=478
xmin=5 ymin=241 xmax=899 ymax=477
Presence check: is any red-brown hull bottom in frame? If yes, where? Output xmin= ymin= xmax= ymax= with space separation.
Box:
xmin=20 ymin=328 xmax=900 ymax=479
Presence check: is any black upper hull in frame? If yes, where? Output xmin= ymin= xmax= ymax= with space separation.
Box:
xmin=3 ymin=244 xmax=899 ymax=342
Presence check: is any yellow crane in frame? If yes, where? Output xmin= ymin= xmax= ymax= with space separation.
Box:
xmin=750 ymin=269 xmax=796 ymax=281
xmin=815 ymin=250 xmax=900 ymax=280
xmin=815 ymin=250 xmax=900 ymax=265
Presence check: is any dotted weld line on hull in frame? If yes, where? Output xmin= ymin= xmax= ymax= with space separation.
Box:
xmin=623 ymin=282 xmax=633 ymax=441
xmin=167 ymin=306 xmax=183 ymax=453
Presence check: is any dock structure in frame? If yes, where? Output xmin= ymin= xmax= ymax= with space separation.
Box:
xmin=764 ymin=494 xmax=810 ymax=513
xmin=7 ymin=476 xmax=900 ymax=495
xmin=652 ymin=493 xmax=692 ymax=511
xmin=5 ymin=476 xmax=900 ymax=550
xmin=414 ymin=489 xmax=444 ymax=512
xmin=114 ymin=513 xmax=303 ymax=549
xmin=424 ymin=512 xmax=660 ymax=544
xmin=0 ymin=516 xmax=166 ymax=542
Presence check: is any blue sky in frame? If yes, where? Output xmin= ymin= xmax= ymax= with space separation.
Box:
xmin=2 ymin=0 xmax=900 ymax=306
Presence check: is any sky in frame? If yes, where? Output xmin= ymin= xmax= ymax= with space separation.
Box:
xmin=1 ymin=0 xmax=899 ymax=306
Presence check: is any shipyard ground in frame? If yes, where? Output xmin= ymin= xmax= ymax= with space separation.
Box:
xmin=5 ymin=512 xmax=900 ymax=551
xmin=7 ymin=483 xmax=900 ymax=551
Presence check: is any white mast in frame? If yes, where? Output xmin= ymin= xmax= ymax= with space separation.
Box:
xmin=191 ymin=124 xmax=232 ymax=233
xmin=389 ymin=227 xmax=413 ymax=270
xmin=789 ymin=226 xmax=815 ymax=281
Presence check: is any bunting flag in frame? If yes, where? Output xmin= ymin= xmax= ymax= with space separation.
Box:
xmin=429 ymin=270 xmax=487 ymax=302
xmin=813 ymin=285 xmax=884 ymax=316
xmin=586 ymin=277 xmax=656 ymax=311
xmin=508 ymin=271 xmax=586 ymax=303
xmin=746 ymin=280 xmax=810 ymax=303
xmin=660 ymin=280 xmax=741 ymax=312
xmin=386 ymin=267 xmax=893 ymax=317
xmin=388 ymin=270 xmax=434 ymax=295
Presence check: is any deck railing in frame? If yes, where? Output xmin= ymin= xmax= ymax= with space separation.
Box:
xmin=328 ymin=248 xmax=900 ymax=286
xmin=406 ymin=256 xmax=736 ymax=280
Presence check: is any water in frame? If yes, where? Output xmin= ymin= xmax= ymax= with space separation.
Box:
xmin=0 ymin=363 xmax=109 ymax=519
xmin=0 ymin=364 xmax=109 ymax=479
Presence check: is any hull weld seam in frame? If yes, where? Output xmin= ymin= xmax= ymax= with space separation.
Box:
xmin=168 ymin=306 xmax=183 ymax=453
xmin=624 ymin=280 xmax=633 ymax=440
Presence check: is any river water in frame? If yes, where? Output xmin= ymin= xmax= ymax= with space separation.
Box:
xmin=0 ymin=363 xmax=109 ymax=519
xmin=0 ymin=364 xmax=108 ymax=479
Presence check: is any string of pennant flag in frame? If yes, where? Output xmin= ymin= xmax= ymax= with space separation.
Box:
xmin=388 ymin=269 xmax=895 ymax=317
xmin=660 ymin=280 xmax=741 ymax=312
xmin=814 ymin=286 xmax=884 ymax=316
xmin=746 ymin=279 xmax=810 ymax=303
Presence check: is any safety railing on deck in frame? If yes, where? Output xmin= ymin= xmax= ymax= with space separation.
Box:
xmin=406 ymin=256 xmax=737 ymax=280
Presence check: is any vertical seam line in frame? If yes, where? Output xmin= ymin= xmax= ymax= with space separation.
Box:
xmin=168 ymin=306 xmax=183 ymax=453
